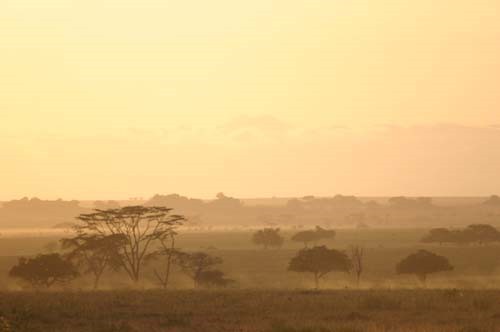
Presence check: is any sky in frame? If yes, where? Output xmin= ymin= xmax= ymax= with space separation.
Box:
xmin=1 ymin=0 xmax=500 ymax=200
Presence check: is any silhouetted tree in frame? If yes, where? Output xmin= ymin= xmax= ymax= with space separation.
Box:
xmin=315 ymin=226 xmax=336 ymax=241
xmin=483 ymin=195 xmax=500 ymax=206
xmin=9 ymin=253 xmax=78 ymax=289
xmin=350 ymin=245 xmax=364 ymax=287
xmin=421 ymin=224 xmax=500 ymax=246
xmin=288 ymin=246 xmax=351 ymax=289
xmin=252 ymin=228 xmax=284 ymax=249
xmin=196 ymin=270 xmax=234 ymax=288
xmin=291 ymin=230 xmax=318 ymax=247
xmin=209 ymin=193 xmax=243 ymax=210
xmin=176 ymin=252 xmax=229 ymax=288
xmin=74 ymin=206 xmax=185 ymax=283
xmin=396 ymin=250 xmax=453 ymax=285
xmin=291 ymin=226 xmax=336 ymax=248
xmin=61 ymin=234 xmax=126 ymax=289
xmin=293 ymin=226 xmax=336 ymax=247
xmin=463 ymin=224 xmax=500 ymax=245
xmin=421 ymin=228 xmax=453 ymax=245
xmin=148 ymin=233 xmax=181 ymax=290
xmin=389 ymin=196 xmax=433 ymax=209
xmin=145 ymin=194 xmax=205 ymax=214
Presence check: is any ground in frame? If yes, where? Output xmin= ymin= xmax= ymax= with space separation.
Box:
xmin=1 ymin=229 xmax=500 ymax=331
xmin=1 ymin=290 xmax=500 ymax=332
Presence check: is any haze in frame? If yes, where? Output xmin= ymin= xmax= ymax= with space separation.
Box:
xmin=2 ymin=0 xmax=500 ymax=200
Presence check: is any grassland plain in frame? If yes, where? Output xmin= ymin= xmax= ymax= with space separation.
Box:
xmin=1 ymin=290 xmax=500 ymax=332
xmin=1 ymin=230 xmax=500 ymax=290
xmin=1 ymin=230 xmax=500 ymax=331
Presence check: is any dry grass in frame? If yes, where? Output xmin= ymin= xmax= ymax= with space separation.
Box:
xmin=0 ymin=290 xmax=499 ymax=332
xmin=1 ymin=230 xmax=500 ymax=331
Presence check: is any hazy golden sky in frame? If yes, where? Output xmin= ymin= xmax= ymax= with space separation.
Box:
xmin=1 ymin=0 xmax=500 ymax=199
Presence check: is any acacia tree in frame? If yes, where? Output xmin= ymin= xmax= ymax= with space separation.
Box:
xmin=291 ymin=226 xmax=336 ymax=248
xmin=396 ymin=250 xmax=453 ymax=285
xmin=9 ymin=253 xmax=78 ymax=289
xmin=61 ymin=234 xmax=126 ymax=289
xmin=74 ymin=206 xmax=185 ymax=284
xmin=150 ymin=233 xmax=181 ymax=289
xmin=463 ymin=224 xmax=500 ymax=245
xmin=315 ymin=227 xmax=336 ymax=241
xmin=252 ymin=228 xmax=284 ymax=249
xmin=421 ymin=224 xmax=500 ymax=246
xmin=291 ymin=230 xmax=318 ymax=248
xmin=288 ymin=246 xmax=351 ymax=289
xmin=350 ymin=245 xmax=364 ymax=287
xmin=175 ymin=252 xmax=231 ymax=288
xmin=196 ymin=270 xmax=234 ymax=288
xmin=421 ymin=228 xmax=453 ymax=245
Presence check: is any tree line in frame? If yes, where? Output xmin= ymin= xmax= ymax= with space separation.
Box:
xmin=7 ymin=206 xmax=460 ymax=290
xmin=4 ymin=194 xmax=500 ymax=230
xmin=421 ymin=224 xmax=500 ymax=245
xmin=252 ymin=226 xmax=336 ymax=249
xmin=9 ymin=206 xmax=233 ymax=290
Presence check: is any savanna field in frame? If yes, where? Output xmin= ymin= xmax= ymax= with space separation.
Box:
xmin=1 ymin=229 xmax=500 ymax=331
xmin=1 ymin=290 xmax=500 ymax=332
xmin=4 ymin=0 xmax=500 ymax=329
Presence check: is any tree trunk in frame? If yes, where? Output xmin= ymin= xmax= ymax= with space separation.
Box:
xmin=162 ymin=238 xmax=175 ymax=290
xmin=417 ymin=273 xmax=427 ymax=286
xmin=93 ymin=273 xmax=102 ymax=290
xmin=131 ymin=269 xmax=141 ymax=285
xmin=314 ymin=273 xmax=319 ymax=290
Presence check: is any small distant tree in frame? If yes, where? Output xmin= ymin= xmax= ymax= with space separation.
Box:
xmin=252 ymin=228 xmax=284 ymax=249
xmin=350 ymin=245 xmax=364 ymax=287
xmin=210 ymin=193 xmax=243 ymax=210
xmin=421 ymin=228 xmax=453 ymax=245
xmin=421 ymin=224 xmax=500 ymax=246
xmin=389 ymin=196 xmax=434 ymax=209
xmin=9 ymin=253 xmax=78 ymax=289
xmin=315 ymin=226 xmax=336 ymax=240
xmin=175 ymin=252 xmax=232 ymax=288
xmin=74 ymin=206 xmax=185 ymax=283
xmin=196 ymin=270 xmax=234 ymax=288
xmin=291 ymin=226 xmax=336 ymax=248
xmin=288 ymin=246 xmax=351 ymax=289
xmin=483 ymin=195 xmax=500 ymax=206
xmin=396 ymin=250 xmax=453 ymax=285
xmin=291 ymin=230 xmax=318 ymax=248
xmin=463 ymin=224 xmax=500 ymax=245
xmin=61 ymin=234 xmax=126 ymax=289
